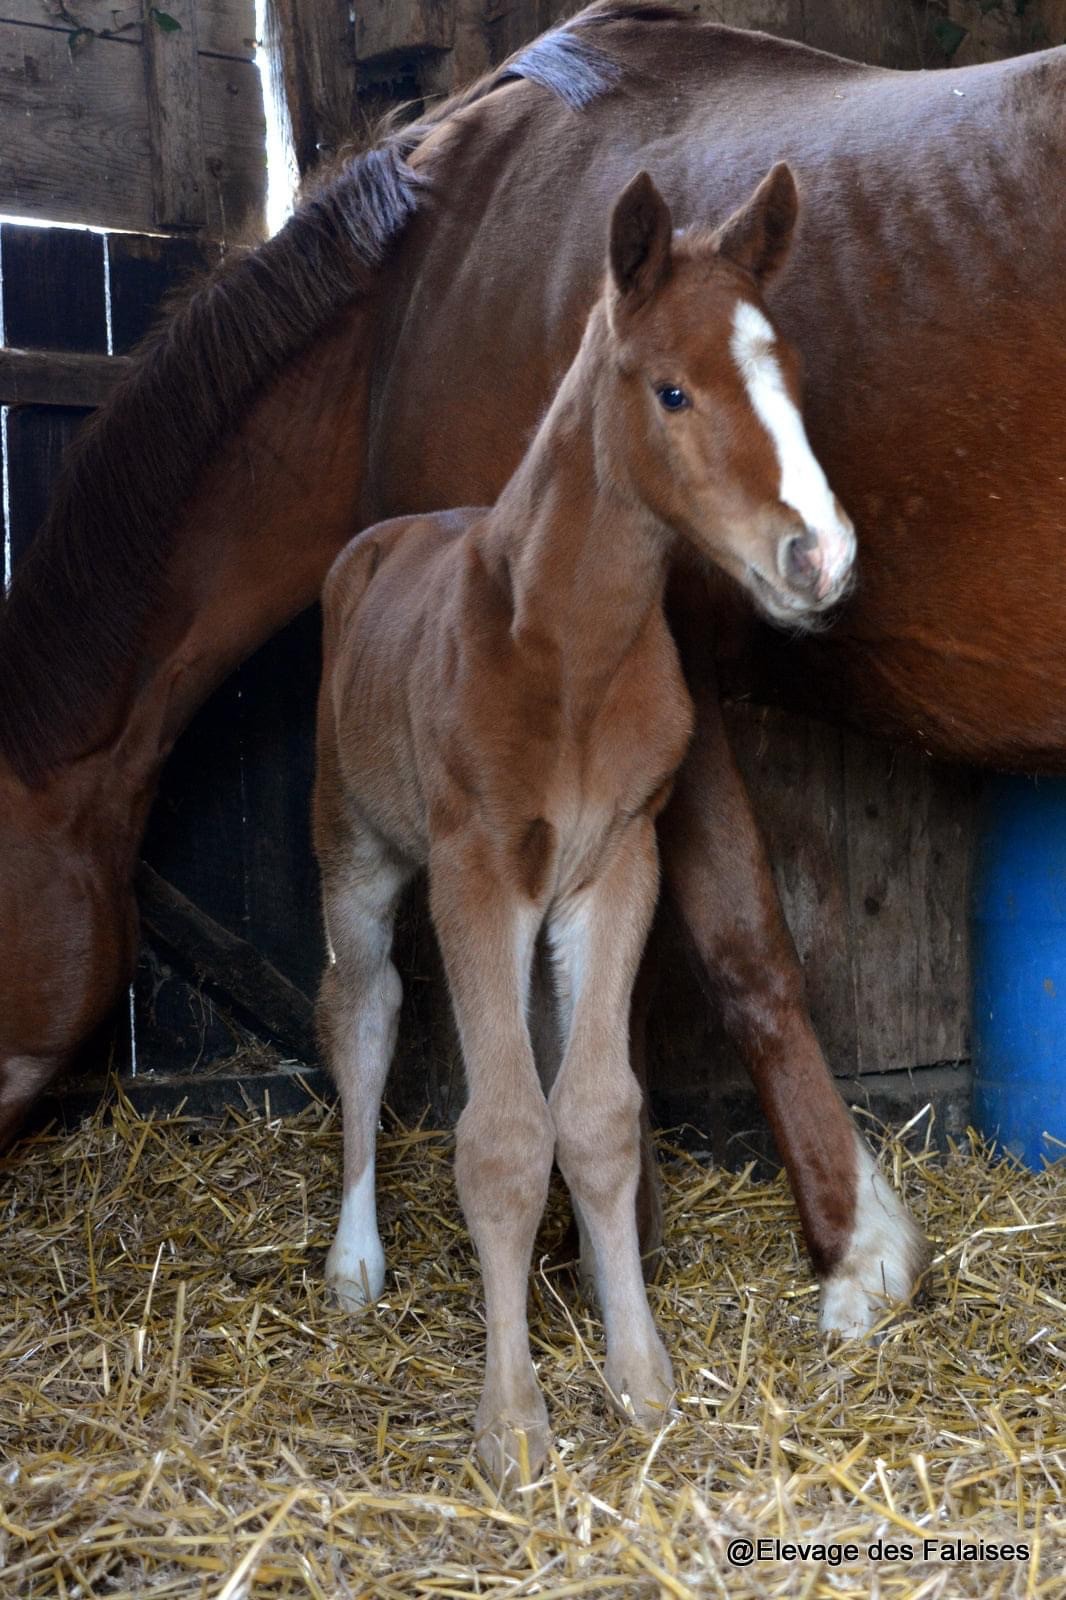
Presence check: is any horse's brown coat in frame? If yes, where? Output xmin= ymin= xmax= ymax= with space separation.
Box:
xmin=314 ymin=168 xmax=850 ymax=1480
xmin=0 ymin=2 xmax=1055 ymax=1329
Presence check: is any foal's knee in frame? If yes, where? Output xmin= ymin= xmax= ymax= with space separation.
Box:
xmin=456 ymin=1086 xmax=555 ymax=1231
xmin=551 ymin=1068 xmax=643 ymax=1204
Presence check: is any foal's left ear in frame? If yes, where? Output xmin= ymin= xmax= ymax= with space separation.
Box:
xmin=609 ymin=171 xmax=673 ymax=309
xmin=713 ymin=162 xmax=799 ymax=285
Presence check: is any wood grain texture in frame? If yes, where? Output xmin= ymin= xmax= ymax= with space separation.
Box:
xmin=356 ymin=0 xmax=454 ymax=62
xmin=143 ymin=0 xmax=207 ymax=229
xmin=264 ymin=0 xmax=354 ymax=172
xmin=0 ymin=224 xmax=106 ymax=352
xmin=0 ymin=0 xmax=256 ymax=60
xmin=726 ymin=703 xmax=859 ymax=1076
xmin=0 ymin=24 xmax=264 ymax=238
xmin=2 ymin=405 xmax=89 ymax=565
xmin=726 ymin=702 xmax=975 ymax=1076
xmin=0 ymin=347 xmax=129 ymax=406
xmin=106 ymin=232 xmax=217 ymax=353
xmin=136 ymin=861 xmax=318 ymax=1061
xmin=841 ymin=736 xmax=976 ymax=1072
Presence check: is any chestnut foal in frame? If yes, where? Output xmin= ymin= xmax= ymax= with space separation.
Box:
xmin=314 ymin=165 xmax=855 ymax=1482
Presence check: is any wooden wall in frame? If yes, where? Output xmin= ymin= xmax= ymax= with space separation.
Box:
xmin=9 ymin=0 xmax=1062 ymax=1137
xmin=354 ymin=0 xmax=1066 ymax=101
xmin=0 ymin=0 xmax=264 ymax=241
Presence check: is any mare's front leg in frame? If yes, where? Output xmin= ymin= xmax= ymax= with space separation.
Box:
xmin=429 ymin=832 xmax=555 ymax=1486
xmin=659 ymin=681 xmax=930 ymax=1336
xmin=549 ymin=816 xmax=674 ymax=1425
xmin=317 ymin=833 xmax=412 ymax=1310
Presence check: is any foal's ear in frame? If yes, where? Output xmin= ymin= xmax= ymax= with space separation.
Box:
xmin=713 ymin=162 xmax=799 ymax=285
xmin=609 ymin=171 xmax=673 ymax=308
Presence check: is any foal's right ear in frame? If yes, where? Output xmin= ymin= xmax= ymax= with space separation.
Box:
xmin=609 ymin=171 xmax=673 ymax=309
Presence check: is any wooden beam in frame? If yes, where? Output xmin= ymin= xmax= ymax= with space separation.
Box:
xmin=0 ymin=346 xmax=131 ymax=407
xmin=142 ymin=0 xmax=208 ymax=228
xmin=263 ymin=0 xmax=356 ymax=173
xmin=135 ymin=862 xmax=318 ymax=1063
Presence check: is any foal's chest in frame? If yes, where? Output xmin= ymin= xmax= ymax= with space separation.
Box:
xmin=527 ymin=636 xmax=694 ymax=897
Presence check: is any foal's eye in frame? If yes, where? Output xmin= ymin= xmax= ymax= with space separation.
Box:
xmin=656 ymin=385 xmax=689 ymax=412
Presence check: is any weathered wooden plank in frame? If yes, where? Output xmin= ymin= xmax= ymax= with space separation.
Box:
xmin=106 ymin=232 xmax=216 ymax=354
xmin=195 ymin=0 xmax=257 ymax=60
xmin=0 ymin=24 xmax=264 ymax=240
xmin=841 ymin=736 xmax=974 ymax=1073
xmin=796 ymin=0 xmax=915 ymax=64
xmin=132 ymin=943 xmax=256 ymax=1074
xmin=136 ymin=862 xmax=318 ymax=1060
xmin=0 ymin=224 xmax=106 ymax=352
xmin=264 ymin=0 xmax=355 ymax=172
xmin=356 ymin=0 xmax=453 ymax=62
xmin=142 ymin=0 xmax=207 ymax=229
xmin=726 ymin=702 xmax=860 ymax=1075
xmin=237 ymin=609 xmax=325 ymax=994
xmin=914 ymin=761 xmax=977 ymax=1064
xmin=141 ymin=662 xmax=249 ymax=976
xmin=0 ymin=0 xmax=256 ymax=60
xmin=4 ymin=406 xmax=89 ymax=565
xmin=0 ymin=347 xmax=126 ymax=407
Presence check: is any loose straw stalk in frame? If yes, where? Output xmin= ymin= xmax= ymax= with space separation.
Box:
xmin=0 ymin=1072 xmax=1062 ymax=1598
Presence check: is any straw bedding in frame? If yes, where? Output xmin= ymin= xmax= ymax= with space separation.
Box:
xmin=0 ymin=1082 xmax=1063 ymax=1598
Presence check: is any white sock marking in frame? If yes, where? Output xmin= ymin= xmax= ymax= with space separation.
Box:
xmin=819 ymin=1128 xmax=926 ymax=1337
xmin=326 ymin=1164 xmax=385 ymax=1307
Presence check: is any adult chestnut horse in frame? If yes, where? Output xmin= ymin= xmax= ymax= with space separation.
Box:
xmin=2 ymin=4 xmax=1063 ymax=1334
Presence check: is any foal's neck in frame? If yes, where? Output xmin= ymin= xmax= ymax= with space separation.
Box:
xmin=480 ymin=316 xmax=669 ymax=679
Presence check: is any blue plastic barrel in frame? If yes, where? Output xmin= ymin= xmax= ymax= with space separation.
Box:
xmin=971 ymin=774 xmax=1066 ymax=1168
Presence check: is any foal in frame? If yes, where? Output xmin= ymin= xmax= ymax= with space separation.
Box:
xmin=314 ymin=165 xmax=855 ymax=1482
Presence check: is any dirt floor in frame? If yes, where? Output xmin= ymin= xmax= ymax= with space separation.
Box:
xmin=0 ymin=1083 xmax=1062 ymax=1598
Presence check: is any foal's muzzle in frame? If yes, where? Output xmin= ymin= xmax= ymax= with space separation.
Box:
xmin=776 ymin=512 xmax=856 ymax=615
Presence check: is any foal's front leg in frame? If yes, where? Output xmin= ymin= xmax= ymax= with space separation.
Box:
xmin=429 ymin=834 xmax=556 ymax=1485
xmin=549 ymin=817 xmax=674 ymax=1427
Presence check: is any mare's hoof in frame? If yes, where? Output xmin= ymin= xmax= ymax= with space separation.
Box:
xmin=819 ymin=1186 xmax=931 ymax=1338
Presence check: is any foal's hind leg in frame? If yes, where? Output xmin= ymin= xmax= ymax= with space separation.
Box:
xmin=549 ymin=818 xmax=674 ymax=1428
xmin=318 ymin=835 xmax=412 ymax=1311
xmin=558 ymin=935 xmax=663 ymax=1295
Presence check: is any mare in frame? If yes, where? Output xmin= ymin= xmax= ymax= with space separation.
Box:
xmin=2 ymin=3 xmax=1063 ymax=1334
xmin=314 ymin=165 xmax=856 ymax=1481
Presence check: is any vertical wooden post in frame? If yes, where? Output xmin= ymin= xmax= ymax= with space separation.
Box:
xmin=142 ymin=0 xmax=208 ymax=229
xmin=264 ymin=0 xmax=357 ymax=175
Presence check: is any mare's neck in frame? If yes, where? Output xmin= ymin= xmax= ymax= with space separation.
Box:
xmin=480 ymin=326 xmax=670 ymax=685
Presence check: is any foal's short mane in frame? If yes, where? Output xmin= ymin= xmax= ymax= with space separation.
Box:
xmin=0 ymin=1 xmax=686 ymax=786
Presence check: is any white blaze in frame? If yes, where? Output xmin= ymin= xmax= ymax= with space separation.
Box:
xmin=730 ymin=301 xmax=854 ymax=591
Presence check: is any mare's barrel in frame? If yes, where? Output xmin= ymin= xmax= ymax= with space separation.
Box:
xmin=971 ymin=775 xmax=1066 ymax=1169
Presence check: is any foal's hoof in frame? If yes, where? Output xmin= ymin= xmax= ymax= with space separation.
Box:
xmin=324 ymin=1244 xmax=386 ymax=1312
xmin=475 ymin=1393 xmax=551 ymax=1488
xmin=606 ymin=1340 xmax=675 ymax=1431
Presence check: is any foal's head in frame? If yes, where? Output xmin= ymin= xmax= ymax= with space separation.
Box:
xmin=596 ymin=166 xmax=854 ymax=625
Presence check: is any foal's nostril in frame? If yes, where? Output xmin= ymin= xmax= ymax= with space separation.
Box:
xmin=783 ymin=528 xmax=820 ymax=591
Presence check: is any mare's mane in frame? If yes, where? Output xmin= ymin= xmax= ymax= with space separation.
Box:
xmin=0 ymin=1 xmax=686 ymax=785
